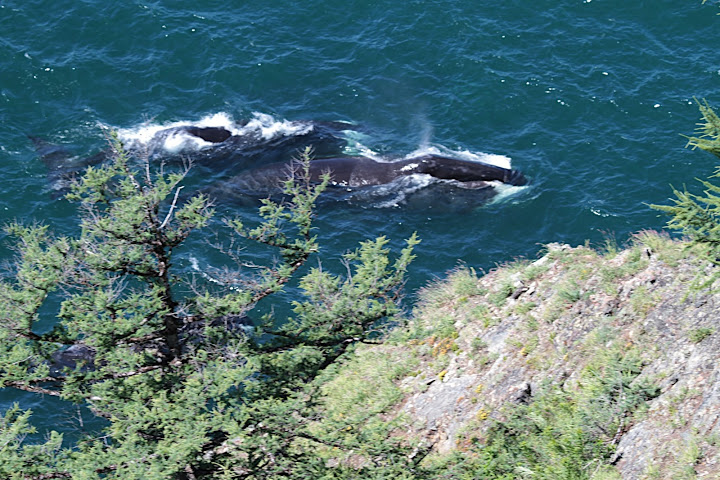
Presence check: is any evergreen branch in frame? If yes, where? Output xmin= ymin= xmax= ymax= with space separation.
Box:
xmin=105 ymin=364 xmax=163 ymax=379
xmin=24 ymin=473 xmax=71 ymax=480
xmin=686 ymin=98 xmax=720 ymax=158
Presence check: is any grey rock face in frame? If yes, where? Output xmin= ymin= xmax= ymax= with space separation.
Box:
xmin=389 ymin=240 xmax=720 ymax=477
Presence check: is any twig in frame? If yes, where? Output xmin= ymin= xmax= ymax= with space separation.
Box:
xmin=160 ymin=186 xmax=184 ymax=229
xmin=3 ymin=381 xmax=61 ymax=396
xmin=184 ymin=464 xmax=198 ymax=480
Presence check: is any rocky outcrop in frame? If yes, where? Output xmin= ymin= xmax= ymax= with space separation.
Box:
xmin=348 ymin=233 xmax=720 ymax=478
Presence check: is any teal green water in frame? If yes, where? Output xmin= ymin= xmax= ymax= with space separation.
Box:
xmin=1 ymin=0 xmax=718 ymax=440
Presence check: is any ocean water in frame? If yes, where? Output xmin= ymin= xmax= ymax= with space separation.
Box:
xmin=1 ymin=0 xmax=718 ymax=441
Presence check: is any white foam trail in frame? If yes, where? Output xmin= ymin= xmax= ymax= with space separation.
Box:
xmin=189 ymin=256 xmax=200 ymax=271
xmin=590 ymin=206 xmax=617 ymax=218
xmin=406 ymin=144 xmax=512 ymax=170
xmin=115 ymin=112 xmax=238 ymax=147
xmin=188 ymin=255 xmax=241 ymax=291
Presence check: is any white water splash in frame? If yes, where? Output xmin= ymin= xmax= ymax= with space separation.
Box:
xmin=114 ymin=112 xmax=236 ymax=148
xmin=113 ymin=111 xmax=313 ymax=153
xmin=341 ymin=129 xmax=382 ymax=159
xmin=486 ymin=182 xmax=529 ymax=205
xmin=405 ymin=144 xmax=512 ymax=170
xmin=400 ymin=162 xmax=419 ymax=172
xmin=240 ymin=112 xmax=313 ymax=140
xmin=161 ymin=131 xmax=209 ymax=153
xmin=356 ymin=173 xmax=437 ymax=208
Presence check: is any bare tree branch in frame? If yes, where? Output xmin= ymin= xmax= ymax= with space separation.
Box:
xmin=160 ymin=186 xmax=184 ymax=229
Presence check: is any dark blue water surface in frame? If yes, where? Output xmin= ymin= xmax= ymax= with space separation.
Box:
xmin=0 ymin=0 xmax=718 ymax=440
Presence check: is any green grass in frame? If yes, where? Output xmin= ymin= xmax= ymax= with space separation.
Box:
xmin=628 ymin=285 xmax=661 ymax=318
xmin=688 ymin=327 xmax=714 ymax=343
xmin=515 ymin=301 xmax=537 ymax=315
xmin=487 ymin=280 xmax=515 ymax=307
xmin=557 ymin=281 xmax=584 ymax=304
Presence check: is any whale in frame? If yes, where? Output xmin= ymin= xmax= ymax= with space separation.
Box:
xmin=30 ymin=118 xmax=359 ymax=196
xmin=208 ymin=153 xmax=528 ymax=202
xmin=118 ymin=119 xmax=359 ymax=170
xmin=127 ymin=124 xmax=528 ymax=190
xmin=31 ymin=116 xmax=529 ymax=208
xmin=305 ymin=154 xmax=528 ymax=187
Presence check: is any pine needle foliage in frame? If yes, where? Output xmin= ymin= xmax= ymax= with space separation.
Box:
xmin=651 ymin=100 xmax=720 ymax=260
xmin=0 ymin=136 xmax=420 ymax=479
xmin=685 ymin=98 xmax=720 ymax=157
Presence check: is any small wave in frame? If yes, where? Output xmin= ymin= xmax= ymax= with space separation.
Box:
xmin=188 ymin=255 xmax=243 ymax=291
xmin=589 ymin=206 xmax=617 ymax=218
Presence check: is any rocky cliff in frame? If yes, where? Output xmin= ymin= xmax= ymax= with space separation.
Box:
xmin=323 ymin=231 xmax=720 ymax=479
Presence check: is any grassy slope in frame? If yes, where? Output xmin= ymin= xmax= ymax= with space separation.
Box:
xmin=316 ymin=231 xmax=720 ymax=479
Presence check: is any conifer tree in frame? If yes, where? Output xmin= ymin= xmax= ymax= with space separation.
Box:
xmin=652 ymin=100 xmax=720 ymax=257
xmin=0 ymin=136 xmax=419 ymax=479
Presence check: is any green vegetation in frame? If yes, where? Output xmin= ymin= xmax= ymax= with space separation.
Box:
xmin=0 ymin=138 xmax=420 ymax=479
xmin=688 ymin=327 xmax=715 ymax=343
xmin=556 ymin=280 xmax=584 ymax=304
xmin=436 ymin=346 xmax=660 ymax=480
xmin=652 ymin=100 xmax=720 ymax=261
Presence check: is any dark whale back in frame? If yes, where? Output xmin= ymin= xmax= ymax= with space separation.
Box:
xmin=410 ymin=155 xmax=528 ymax=186
xmin=222 ymin=154 xmax=528 ymax=196
xmin=307 ymin=154 xmax=528 ymax=187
